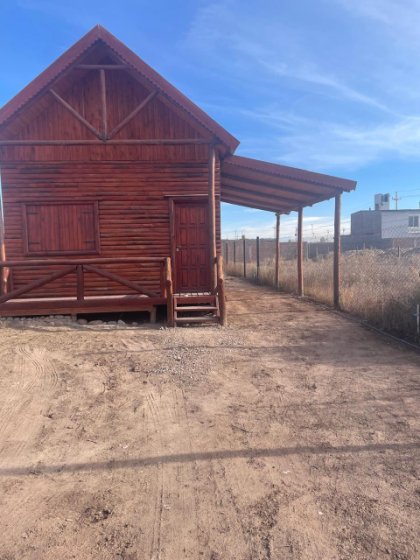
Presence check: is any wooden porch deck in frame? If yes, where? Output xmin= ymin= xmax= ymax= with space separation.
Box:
xmin=0 ymin=256 xmax=227 ymax=325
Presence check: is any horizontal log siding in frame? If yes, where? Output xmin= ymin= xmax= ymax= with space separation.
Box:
xmin=2 ymin=160 xmax=221 ymax=298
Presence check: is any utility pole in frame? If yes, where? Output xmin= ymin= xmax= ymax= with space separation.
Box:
xmin=393 ymin=191 xmax=401 ymax=210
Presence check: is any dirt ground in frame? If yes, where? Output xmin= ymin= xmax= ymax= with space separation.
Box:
xmin=0 ymin=276 xmax=419 ymax=560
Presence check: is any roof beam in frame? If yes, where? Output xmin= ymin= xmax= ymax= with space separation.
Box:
xmin=222 ymin=181 xmax=333 ymax=208
xmin=222 ymin=190 xmax=298 ymax=213
xmin=107 ymin=90 xmax=158 ymax=139
xmin=76 ymin=64 xmax=129 ymax=70
xmin=222 ymin=179 xmax=308 ymax=205
xmin=222 ymin=172 xmax=323 ymax=199
xmin=222 ymin=186 xmax=299 ymax=210
xmin=222 ymin=168 xmax=341 ymax=197
xmin=224 ymin=157 xmax=354 ymax=191
xmin=99 ymin=69 xmax=107 ymax=139
xmin=49 ymin=88 xmax=103 ymax=140
xmin=222 ymin=197 xmax=282 ymax=214
xmin=0 ymin=138 xmax=211 ymax=146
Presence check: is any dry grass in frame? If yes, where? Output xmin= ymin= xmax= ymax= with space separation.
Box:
xmin=227 ymin=249 xmax=420 ymax=341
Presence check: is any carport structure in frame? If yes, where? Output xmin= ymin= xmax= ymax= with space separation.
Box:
xmin=220 ymin=154 xmax=357 ymax=308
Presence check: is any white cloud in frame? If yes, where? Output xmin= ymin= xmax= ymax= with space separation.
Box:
xmin=185 ymin=1 xmax=420 ymax=172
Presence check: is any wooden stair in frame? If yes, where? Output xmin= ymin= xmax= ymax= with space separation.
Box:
xmin=173 ymin=294 xmax=220 ymax=326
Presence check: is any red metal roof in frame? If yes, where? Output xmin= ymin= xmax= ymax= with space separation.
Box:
xmin=221 ymin=155 xmax=357 ymax=213
xmin=0 ymin=25 xmax=239 ymax=152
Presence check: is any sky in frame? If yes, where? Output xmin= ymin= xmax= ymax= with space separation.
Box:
xmin=2 ymin=0 xmax=420 ymax=241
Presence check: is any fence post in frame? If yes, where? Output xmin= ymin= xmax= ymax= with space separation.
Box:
xmin=297 ymin=208 xmax=304 ymax=296
xmin=256 ymin=236 xmax=260 ymax=280
xmin=333 ymin=194 xmax=341 ymax=309
xmin=225 ymin=241 xmax=229 ymax=265
xmin=242 ymin=235 xmax=247 ymax=278
xmin=275 ymin=212 xmax=280 ymax=289
xmin=233 ymin=240 xmax=236 ymax=265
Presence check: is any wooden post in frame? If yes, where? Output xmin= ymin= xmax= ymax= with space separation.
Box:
xmin=0 ymin=194 xmax=8 ymax=296
xmin=0 ymin=243 xmax=6 ymax=297
xmin=99 ymin=69 xmax=107 ymax=139
xmin=165 ymin=257 xmax=174 ymax=327
xmin=225 ymin=241 xmax=229 ymax=265
xmin=333 ymin=194 xmax=341 ymax=309
xmin=297 ymin=208 xmax=304 ymax=296
xmin=256 ymin=236 xmax=260 ymax=280
xmin=242 ymin=235 xmax=247 ymax=278
xmin=160 ymin=260 xmax=166 ymax=297
xmin=233 ymin=240 xmax=236 ymax=264
xmin=275 ymin=212 xmax=280 ymax=289
xmin=216 ymin=255 xmax=227 ymax=326
xmin=208 ymin=143 xmax=217 ymax=290
xmin=76 ymin=265 xmax=85 ymax=302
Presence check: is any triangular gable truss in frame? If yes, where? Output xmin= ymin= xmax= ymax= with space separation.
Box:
xmin=0 ymin=26 xmax=239 ymax=152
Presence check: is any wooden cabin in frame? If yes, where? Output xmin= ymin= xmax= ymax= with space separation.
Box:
xmin=0 ymin=26 xmax=356 ymax=325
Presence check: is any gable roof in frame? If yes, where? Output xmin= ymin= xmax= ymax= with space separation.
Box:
xmin=0 ymin=25 xmax=239 ymax=152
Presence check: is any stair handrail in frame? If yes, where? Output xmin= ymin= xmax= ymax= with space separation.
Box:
xmin=165 ymin=257 xmax=175 ymax=327
xmin=216 ymin=255 xmax=227 ymax=326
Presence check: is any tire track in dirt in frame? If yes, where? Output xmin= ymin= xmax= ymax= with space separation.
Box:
xmin=143 ymin=383 xmax=203 ymax=559
xmin=0 ymin=343 xmax=61 ymax=464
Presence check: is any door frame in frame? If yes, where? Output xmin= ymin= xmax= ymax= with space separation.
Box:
xmin=168 ymin=195 xmax=210 ymax=293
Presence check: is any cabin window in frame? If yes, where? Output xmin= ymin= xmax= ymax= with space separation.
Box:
xmin=408 ymin=215 xmax=419 ymax=228
xmin=23 ymin=202 xmax=99 ymax=256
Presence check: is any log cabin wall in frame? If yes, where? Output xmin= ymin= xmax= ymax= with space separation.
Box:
xmin=0 ymin=64 xmax=222 ymax=299
xmin=0 ymin=160 xmax=221 ymax=298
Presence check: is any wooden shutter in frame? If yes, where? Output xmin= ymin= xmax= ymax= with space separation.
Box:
xmin=24 ymin=202 xmax=99 ymax=255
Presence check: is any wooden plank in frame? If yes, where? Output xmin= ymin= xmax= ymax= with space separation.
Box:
xmin=107 ymin=90 xmax=158 ymax=139
xmin=208 ymin=144 xmax=217 ymax=290
xmin=275 ymin=212 xmax=280 ymax=289
xmin=297 ymin=208 xmax=304 ymax=297
xmin=83 ymin=264 xmax=158 ymax=297
xmin=49 ymin=89 xmax=103 ymax=140
xmin=334 ymin=194 xmax=341 ymax=309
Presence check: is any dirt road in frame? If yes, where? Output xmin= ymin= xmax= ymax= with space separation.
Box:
xmin=0 ymin=277 xmax=419 ymax=559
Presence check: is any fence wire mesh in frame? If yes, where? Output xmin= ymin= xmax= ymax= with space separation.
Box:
xmin=223 ymin=234 xmax=420 ymax=343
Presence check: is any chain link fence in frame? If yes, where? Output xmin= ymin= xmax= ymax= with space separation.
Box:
xmin=223 ymin=235 xmax=420 ymax=344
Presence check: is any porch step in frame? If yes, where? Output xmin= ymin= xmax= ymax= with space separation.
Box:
xmin=173 ymin=294 xmax=220 ymax=326
xmin=175 ymin=316 xmax=219 ymax=324
xmin=175 ymin=295 xmax=216 ymax=305
xmin=175 ymin=305 xmax=218 ymax=312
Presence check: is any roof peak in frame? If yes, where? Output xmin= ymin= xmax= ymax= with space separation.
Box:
xmin=0 ymin=26 xmax=239 ymax=152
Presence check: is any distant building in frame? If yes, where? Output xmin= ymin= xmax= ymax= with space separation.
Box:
xmin=350 ymin=194 xmax=420 ymax=241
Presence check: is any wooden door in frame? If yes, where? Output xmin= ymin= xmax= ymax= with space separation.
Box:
xmin=173 ymin=201 xmax=211 ymax=293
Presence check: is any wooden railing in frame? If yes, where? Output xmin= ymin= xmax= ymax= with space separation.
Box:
xmin=216 ymin=254 xmax=227 ymax=326
xmin=0 ymin=257 xmax=168 ymax=305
